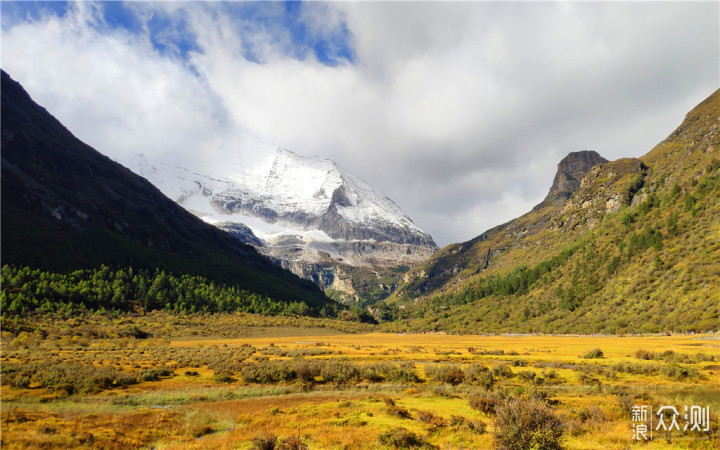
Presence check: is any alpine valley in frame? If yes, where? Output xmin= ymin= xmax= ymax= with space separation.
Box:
xmin=125 ymin=144 xmax=438 ymax=305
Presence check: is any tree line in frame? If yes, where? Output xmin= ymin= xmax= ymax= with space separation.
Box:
xmin=1 ymin=265 xmax=336 ymax=317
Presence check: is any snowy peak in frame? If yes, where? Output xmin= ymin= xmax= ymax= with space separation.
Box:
xmin=124 ymin=146 xmax=437 ymax=249
xmin=122 ymin=140 xmax=437 ymax=303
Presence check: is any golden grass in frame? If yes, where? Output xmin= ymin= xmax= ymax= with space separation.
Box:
xmin=2 ymin=332 xmax=718 ymax=449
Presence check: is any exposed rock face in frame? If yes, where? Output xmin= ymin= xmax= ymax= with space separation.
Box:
xmin=543 ymin=150 xmax=608 ymax=205
xmin=215 ymin=222 xmax=263 ymax=247
xmin=215 ymin=220 xmax=437 ymax=303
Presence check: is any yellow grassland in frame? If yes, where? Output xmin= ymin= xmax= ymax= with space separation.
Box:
xmin=2 ymin=331 xmax=718 ymax=449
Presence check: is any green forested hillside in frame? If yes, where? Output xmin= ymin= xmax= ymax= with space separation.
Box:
xmin=387 ymin=90 xmax=720 ymax=334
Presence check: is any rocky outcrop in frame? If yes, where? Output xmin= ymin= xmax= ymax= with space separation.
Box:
xmin=542 ymin=150 xmax=608 ymax=205
xmin=215 ymin=222 xmax=263 ymax=247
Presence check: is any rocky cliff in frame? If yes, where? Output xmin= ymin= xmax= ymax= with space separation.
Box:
xmin=541 ymin=150 xmax=608 ymax=206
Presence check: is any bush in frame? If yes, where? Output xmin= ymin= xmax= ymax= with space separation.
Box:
xmin=450 ymin=414 xmax=487 ymax=434
xmin=213 ymin=372 xmax=235 ymax=383
xmin=361 ymin=362 xmax=419 ymax=384
xmin=384 ymin=397 xmax=413 ymax=419
xmin=425 ymin=364 xmax=464 ymax=385
xmin=661 ymin=363 xmax=707 ymax=381
xmin=495 ymin=397 xmax=564 ymax=450
xmin=241 ymin=360 xmax=296 ymax=384
xmin=416 ymin=410 xmax=446 ymax=430
xmin=139 ymin=367 xmax=173 ymax=382
xmin=492 ymin=364 xmax=514 ymax=378
xmin=517 ymin=370 xmax=537 ymax=383
xmin=616 ymin=393 xmax=634 ymax=419
xmin=319 ymin=359 xmax=360 ymax=384
xmin=378 ymin=427 xmax=432 ymax=449
xmin=251 ymin=433 xmax=278 ymax=450
xmin=383 ymin=362 xmax=421 ymax=384
xmin=469 ymin=390 xmax=506 ymax=415
xmin=278 ymin=435 xmax=308 ymax=450
xmin=9 ymin=363 xmax=138 ymax=395
xmin=464 ymin=364 xmax=495 ymax=389
xmin=582 ymin=348 xmax=604 ymax=359
xmin=634 ymin=349 xmax=654 ymax=360
xmin=294 ymin=359 xmax=321 ymax=383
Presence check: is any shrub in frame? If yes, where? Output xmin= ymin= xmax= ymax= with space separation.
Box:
xmin=384 ymin=397 xmax=413 ymax=419
xmin=634 ymin=349 xmax=654 ymax=360
xmin=17 ymin=363 xmax=138 ymax=394
xmin=319 ymin=359 xmax=360 ymax=384
xmin=416 ymin=410 xmax=446 ymax=430
xmin=213 ymin=372 xmax=235 ymax=383
xmin=578 ymin=405 xmax=606 ymax=425
xmin=278 ymin=435 xmax=308 ymax=450
xmin=383 ymin=362 xmax=421 ymax=384
xmin=425 ymin=364 xmax=464 ymax=385
xmin=469 ymin=390 xmax=506 ymax=415
xmin=495 ymin=397 xmax=564 ymax=450
xmin=616 ymin=393 xmax=634 ymax=419
xmin=449 ymin=414 xmax=487 ymax=434
xmin=361 ymin=362 xmax=418 ymax=384
xmin=378 ymin=427 xmax=432 ymax=449
xmin=294 ymin=359 xmax=320 ymax=383
xmin=241 ymin=360 xmax=296 ymax=384
xmin=661 ymin=363 xmax=707 ymax=381
xmin=464 ymin=364 xmax=495 ymax=389
xmin=492 ymin=364 xmax=514 ymax=378
xmin=139 ymin=367 xmax=173 ymax=382
xmin=582 ymin=348 xmax=604 ymax=359
xmin=517 ymin=370 xmax=537 ymax=382
xmin=252 ymin=433 xmax=278 ymax=450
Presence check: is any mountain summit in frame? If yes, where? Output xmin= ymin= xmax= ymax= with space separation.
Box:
xmin=127 ymin=141 xmax=437 ymax=304
xmin=543 ymin=150 xmax=608 ymax=205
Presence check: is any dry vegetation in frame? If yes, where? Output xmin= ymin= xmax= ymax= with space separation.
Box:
xmin=1 ymin=313 xmax=719 ymax=449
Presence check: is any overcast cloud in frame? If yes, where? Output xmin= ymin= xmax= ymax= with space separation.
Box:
xmin=2 ymin=1 xmax=718 ymax=246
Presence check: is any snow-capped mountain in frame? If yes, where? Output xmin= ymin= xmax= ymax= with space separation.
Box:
xmin=124 ymin=143 xmax=437 ymax=303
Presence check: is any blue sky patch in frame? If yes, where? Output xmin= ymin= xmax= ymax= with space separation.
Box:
xmin=1 ymin=1 xmax=70 ymax=29
xmin=2 ymin=1 xmax=354 ymax=66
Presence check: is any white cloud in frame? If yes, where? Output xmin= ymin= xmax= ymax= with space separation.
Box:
xmin=2 ymin=1 xmax=717 ymax=246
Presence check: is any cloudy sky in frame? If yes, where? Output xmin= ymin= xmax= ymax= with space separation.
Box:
xmin=2 ymin=1 xmax=718 ymax=246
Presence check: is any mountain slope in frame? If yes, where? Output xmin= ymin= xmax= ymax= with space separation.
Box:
xmin=389 ymin=90 xmax=720 ymax=334
xmin=0 ymin=70 xmax=331 ymax=310
xmin=126 ymin=141 xmax=437 ymax=304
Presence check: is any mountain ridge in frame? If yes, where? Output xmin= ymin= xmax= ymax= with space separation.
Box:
xmin=387 ymin=89 xmax=720 ymax=333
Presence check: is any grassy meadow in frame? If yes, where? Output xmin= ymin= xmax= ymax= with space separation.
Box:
xmin=1 ymin=313 xmax=719 ymax=449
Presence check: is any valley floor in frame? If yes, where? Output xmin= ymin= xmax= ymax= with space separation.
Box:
xmin=1 ymin=315 xmax=718 ymax=449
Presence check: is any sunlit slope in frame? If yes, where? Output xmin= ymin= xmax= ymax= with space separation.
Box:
xmin=389 ymin=89 xmax=720 ymax=334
